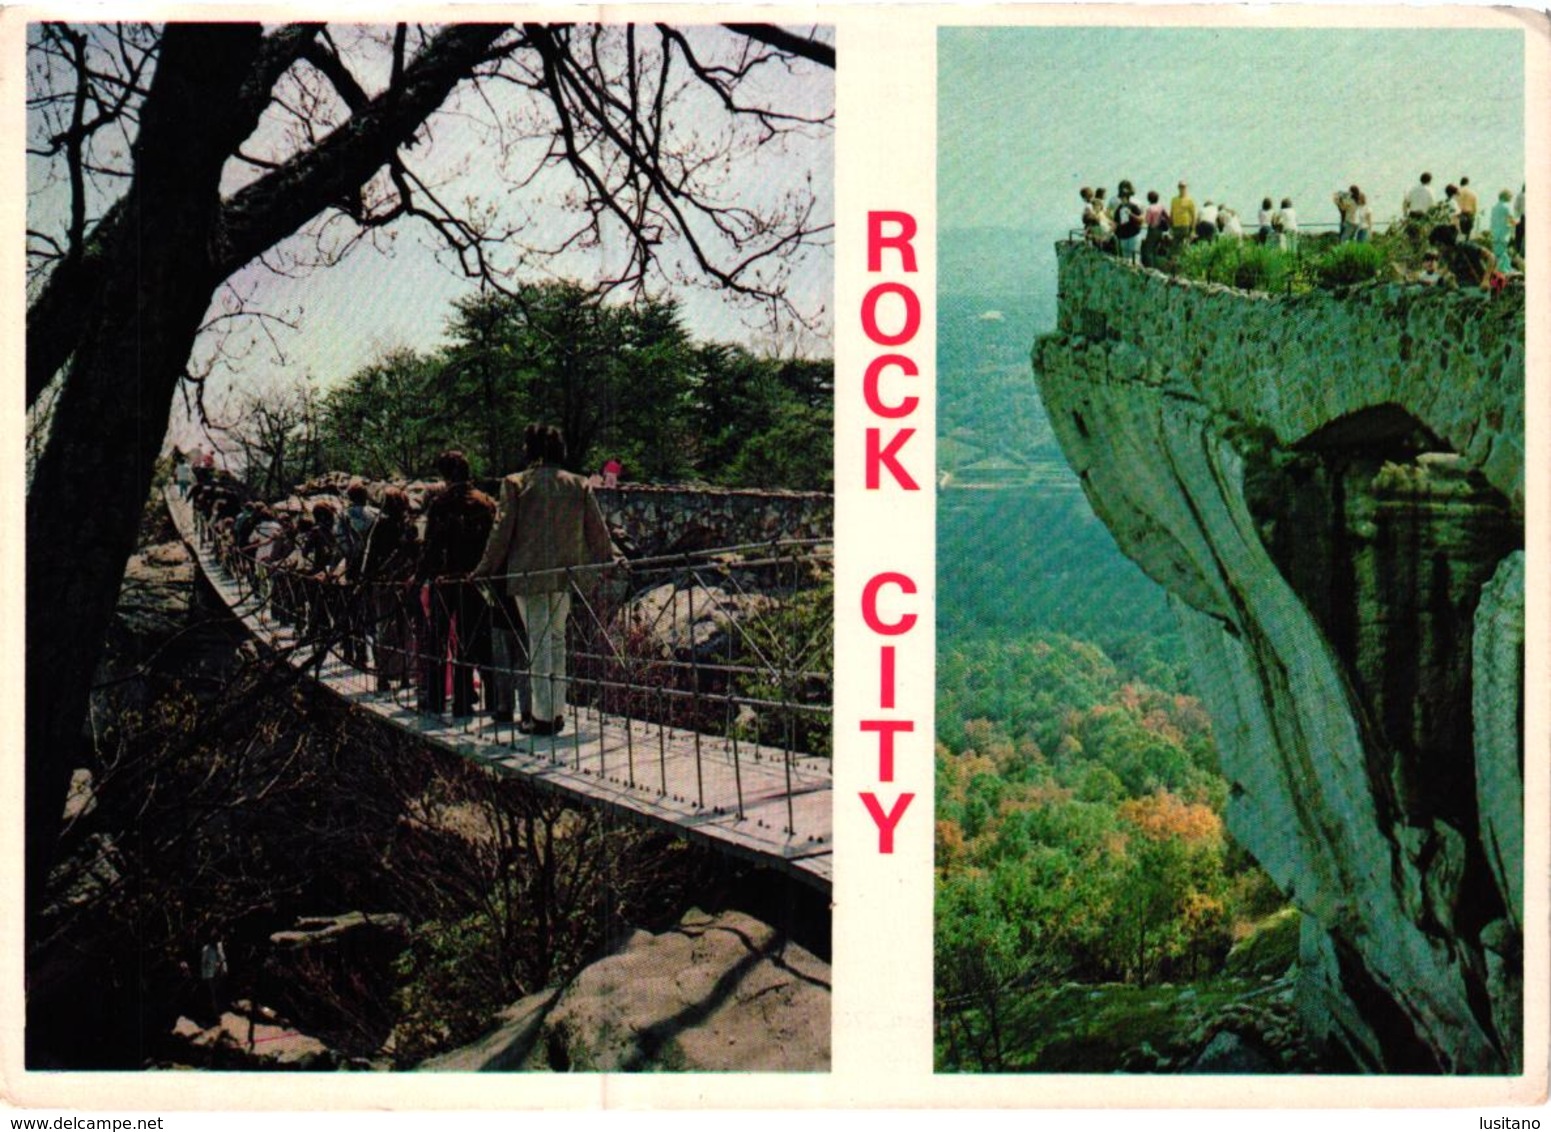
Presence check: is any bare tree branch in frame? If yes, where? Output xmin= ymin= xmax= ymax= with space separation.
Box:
xmin=721 ymin=24 xmax=835 ymax=69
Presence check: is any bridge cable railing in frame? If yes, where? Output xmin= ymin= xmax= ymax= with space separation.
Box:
xmin=184 ymin=494 xmax=831 ymax=837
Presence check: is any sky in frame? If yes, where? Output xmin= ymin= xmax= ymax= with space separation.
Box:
xmin=24 ymin=24 xmax=834 ymax=448
xmin=939 ymin=25 xmax=1525 ymax=310
xmin=207 ymin=33 xmax=837 ymax=388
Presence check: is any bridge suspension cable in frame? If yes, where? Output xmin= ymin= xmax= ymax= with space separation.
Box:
xmin=167 ymin=487 xmax=834 ymax=889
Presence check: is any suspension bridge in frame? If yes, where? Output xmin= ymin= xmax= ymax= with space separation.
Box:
xmin=165 ymin=487 xmax=833 ymax=889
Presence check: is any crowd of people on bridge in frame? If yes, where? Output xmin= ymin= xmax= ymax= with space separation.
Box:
xmin=1078 ymin=169 xmax=1526 ymax=287
xmin=185 ymin=425 xmax=617 ymax=737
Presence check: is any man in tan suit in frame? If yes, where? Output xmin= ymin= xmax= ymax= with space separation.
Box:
xmin=474 ymin=424 xmax=615 ymax=734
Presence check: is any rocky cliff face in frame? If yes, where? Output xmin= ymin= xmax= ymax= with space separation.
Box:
xmin=1033 ymin=245 xmax=1524 ymax=1073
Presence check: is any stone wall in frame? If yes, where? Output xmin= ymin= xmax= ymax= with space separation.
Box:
xmin=1035 ymin=244 xmax=1524 ymax=1072
xmin=295 ymin=474 xmax=831 ymax=560
xmin=1052 ymin=242 xmax=1524 ymax=511
xmin=593 ymin=483 xmax=832 ymax=559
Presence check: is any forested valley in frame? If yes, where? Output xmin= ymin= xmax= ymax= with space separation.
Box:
xmin=935 ymin=291 xmax=1322 ymax=1073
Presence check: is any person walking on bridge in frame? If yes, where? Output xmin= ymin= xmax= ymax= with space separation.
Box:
xmin=418 ymin=451 xmax=496 ymax=718
xmin=475 ymin=425 xmax=616 ymax=736
xmin=336 ymin=481 xmax=380 ymax=666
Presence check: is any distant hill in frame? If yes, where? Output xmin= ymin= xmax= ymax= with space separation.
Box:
xmin=937 ymin=273 xmax=1061 ymax=477
xmin=938 ymin=225 xmax=1063 ymax=317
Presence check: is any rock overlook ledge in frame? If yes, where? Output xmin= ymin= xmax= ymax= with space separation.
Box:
xmin=1034 ymin=243 xmax=1525 ymax=1073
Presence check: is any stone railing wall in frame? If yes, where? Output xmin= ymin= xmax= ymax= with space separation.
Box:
xmin=289 ymin=475 xmax=831 ymax=560
xmin=1052 ymin=241 xmax=1525 ymax=510
xmin=592 ymin=484 xmax=832 ymax=558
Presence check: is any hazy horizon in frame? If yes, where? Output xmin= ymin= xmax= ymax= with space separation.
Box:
xmin=940 ymin=25 xmax=1526 ymax=315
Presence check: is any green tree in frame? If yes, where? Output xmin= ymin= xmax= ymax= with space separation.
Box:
xmin=936 ymin=871 xmax=1021 ymax=1070
xmin=439 ymin=284 xmax=700 ymax=478
xmin=692 ymin=344 xmax=833 ymax=489
xmin=318 ymin=347 xmax=451 ymax=479
xmin=1096 ymin=793 xmax=1232 ymax=984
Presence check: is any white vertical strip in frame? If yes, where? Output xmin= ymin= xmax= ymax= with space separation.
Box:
xmin=832 ymin=12 xmax=938 ymax=1093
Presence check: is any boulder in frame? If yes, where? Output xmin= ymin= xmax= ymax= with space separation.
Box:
xmin=167 ymin=1009 xmax=341 ymax=1071
xmin=421 ymin=908 xmax=829 ymax=1072
xmin=1187 ymin=1030 xmax=1274 ymax=1074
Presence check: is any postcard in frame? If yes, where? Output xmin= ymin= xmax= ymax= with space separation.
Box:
xmin=2 ymin=2 xmax=1546 ymax=1121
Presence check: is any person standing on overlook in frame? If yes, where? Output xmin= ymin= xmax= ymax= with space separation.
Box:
xmin=1350 ymin=187 xmax=1373 ymax=242
xmin=1429 ymin=224 xmax=1495 ymax=288
xmin=1490 ymin=188 xmax=1518 ymax=272
xmin=1512 ymin=183 xmax=1525 ymax=259
xmin=1142 ymin=190 xmax=1170 ymax=267
xmin=1257 ymin=198 xmax=1276 ymax=245
xmin=1456 ymin=176 xmax=1479 ymax=237
xmin=1404 ymin=170 xmax=1435 ymax=222
xmin=1170 ymin=181 xmax=1196 ymax=248
xmin=1333 ymin=186 xmax=1356 ymax=242
xmin=1275 ymin=198 xmax=1299 ymax=252
xmin=474 ymin=424 xmax=616 ymax=736
xmin=1217 ymin=203 xmax=1244 ymax=240
xmin=1195 ymin=199 xmax=1219 ymax=242
xmin=1112 ymin=180 xmax=1145 ymax=264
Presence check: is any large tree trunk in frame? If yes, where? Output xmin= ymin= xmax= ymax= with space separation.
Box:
xmin=25 ymin=26 xmax=513 ymax=972
xmin=26 ymin=25 xmax=510 ymax=409
xmin=25 ymin=24 xmax=267 ymax=959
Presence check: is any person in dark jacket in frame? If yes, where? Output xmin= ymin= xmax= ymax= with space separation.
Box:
xmin=362 ymin=487 xmax=419 ymax=691
xmin=417 ymin=451 xmax=496 ymax=717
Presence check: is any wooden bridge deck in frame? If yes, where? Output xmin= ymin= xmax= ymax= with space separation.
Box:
xmin=166 ymin=490 xmax=832 ymax=890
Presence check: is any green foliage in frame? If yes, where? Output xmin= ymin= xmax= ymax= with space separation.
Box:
xmin=1176 ymin=239 xmax=1292 ymax=292
xmin=730 ymin=577 xmax=833 ymax=757
xmin=390 ymin=908 xmax=512 ymax=1063
xmin=319 ymin=348 xmax=449 ymax=480
xmin=936 ymin=630 xmax=1283 ymax=1069
xmin=1224 ymin=907 xmax=1302 ymax=978
xmin=694 ymin=345 xmax=834 ymax=491
xmin=1310 ymin=241 xmax=1387 ymax=287
xmin=438 ymin=283 xmax=698 ymax=479
xmin=936 ymin=633 xmax=1206 ymax=790
xmin=1172 ymin=232 xmax=1417 ymax=294
xmin=314 ymin=283 xmax=832 ymax=488
xmin=939 ymin=977 xmax=1275 ymax=1072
